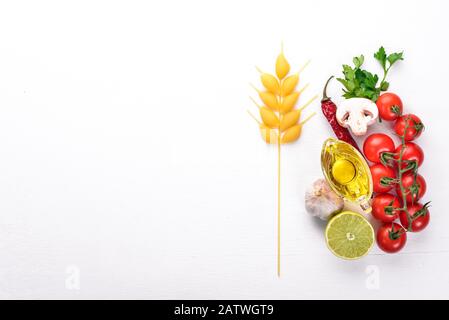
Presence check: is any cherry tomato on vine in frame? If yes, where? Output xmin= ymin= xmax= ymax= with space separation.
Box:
xmin=371 ymin=193 xmax=401 ymax=223
xmin=377 ymin=223 xmax=407 ymax=253
xmin=376 ymin=93 xmax=403 ymax=121
xmin=370 ymin=164 xmax=396 ymax=193
xmin=399 ymin=202 xmax=430 ymax=232
xmin=363 ymin=133 xmax=396 ymax=163
xmin=396 ymin=173 xmax=427 ymax=203
xmin=395 ymin=142 xmax=424 ymax=170
xmin=394 ymin=114 xmax=424 ymax=141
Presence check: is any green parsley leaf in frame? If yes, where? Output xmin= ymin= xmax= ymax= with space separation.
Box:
xmin=353 ymin=55 xmax=364 ymax=68
xmin=380 ymin=81 xmax=390 ymax=91
xmin=339 ymin=46 xmax=404 ymax=100
xmin=374 ymin=46 xmax=387 ymax=69
xmin=387 ymin=52 xmax=404 ymax=66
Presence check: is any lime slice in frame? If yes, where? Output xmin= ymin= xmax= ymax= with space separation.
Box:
xmin=325 ymin=211 xmax=374 ymax=260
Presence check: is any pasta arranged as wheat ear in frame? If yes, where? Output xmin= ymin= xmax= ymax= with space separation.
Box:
xmin=248 ymin=46 xmax=317 ymax=277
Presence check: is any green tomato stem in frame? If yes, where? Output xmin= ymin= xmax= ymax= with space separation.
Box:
xmin=397 ymin=120 xmax=413 ymax=232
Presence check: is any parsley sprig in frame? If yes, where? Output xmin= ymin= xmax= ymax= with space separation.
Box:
xmin=337 ymin=47 xmax=404 ymax=101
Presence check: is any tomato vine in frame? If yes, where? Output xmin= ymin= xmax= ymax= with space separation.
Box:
xmin=380 ymin=118 xmax=429 ymax=235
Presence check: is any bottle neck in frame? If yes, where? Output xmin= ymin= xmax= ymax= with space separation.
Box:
xmin=359 ymin=198 xmax=372 ymax=213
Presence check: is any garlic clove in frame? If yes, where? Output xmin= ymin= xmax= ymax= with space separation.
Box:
xmin=305 ymin=179 xmax=344 ymax=221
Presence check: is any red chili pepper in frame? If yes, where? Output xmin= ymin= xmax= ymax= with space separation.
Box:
xmin=321 ymin=76 xmax=360 ymax=152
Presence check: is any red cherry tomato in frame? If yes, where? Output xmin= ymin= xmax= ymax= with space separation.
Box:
xmin=377 ymin=223 xmax=407 ymax=253
xmin=394 ymin=114 xmax=424 ymax=141
xmin=371 ymin=193 xmax=401 ymax=223
xmin=370 ymin=164 xmax=396 ymax=193
xmin=399 ymin=202 xmax=430 ymax=232
xmin=376 ymin=93 xmax=403 ymax=121
xmin=395 ymin=142 xmax=424 ymax=170
xmin=363 ymin=133 xmax=395 ymax=163
xmin=396 ymin=173 xmax=426 ymax=204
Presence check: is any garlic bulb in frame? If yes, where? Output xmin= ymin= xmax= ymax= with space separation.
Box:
xmin=305 ymin=179 xmax=344 ymax=220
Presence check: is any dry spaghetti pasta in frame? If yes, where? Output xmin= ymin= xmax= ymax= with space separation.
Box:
xmin=248 ymin=46 xmax=317 ymax=277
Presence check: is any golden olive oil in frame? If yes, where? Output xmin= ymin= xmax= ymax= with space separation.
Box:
xmin=321 ymin=138 xmax=373 ymax=212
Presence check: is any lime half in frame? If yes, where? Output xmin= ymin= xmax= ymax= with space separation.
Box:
xmin=325 ymin=211 xmax=374 ymax=260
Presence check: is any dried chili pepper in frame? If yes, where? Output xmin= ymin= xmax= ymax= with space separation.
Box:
xmin=321 ymin=76 xmax=360 ymax=152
